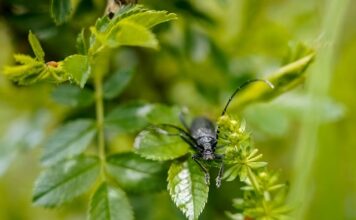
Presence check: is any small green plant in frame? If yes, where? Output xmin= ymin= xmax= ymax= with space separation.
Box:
xmin=218 ymin=115 xmax=290 ymax=220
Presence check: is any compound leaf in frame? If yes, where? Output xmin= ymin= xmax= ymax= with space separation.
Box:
xmin=89 ymin=182 xmax=133 ymax=220
xmin=106 ymin=152 xmax=166 ymax=193
xmin=134 ymin=126 xmax=189 ymax=161
xmin=168 ymin=159 xmax=209 ymax=220
xmin=33 ymin=156 xmax=100 ymax=207
xmin=41 ymin=119 xmax=96 ymax=166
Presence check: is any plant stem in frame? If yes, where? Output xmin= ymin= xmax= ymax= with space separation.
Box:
xmin=92 ymin=2 xmax=113 ymax=182
xmin=94 ymin=66 xmax=106 ymax=180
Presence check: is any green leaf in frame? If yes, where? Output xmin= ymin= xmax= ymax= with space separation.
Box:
xmin=105 ymin=102 xmax=152 ymax=133
xmin=106 ymin=152 xmax=166 ymax=193
xmin=95 ymin=16 xmax=111 ymax=33
xmin=13 ymin=54 xmax=36 ymax=64
xmin=103 ymin=68 xmax=135 ymax=99
xmin=108 ymin=22 xmax=158 ymax=49
xmin=50 ymin=0 xmax=72 ymax=25
xmin=28 ymin=31 xmax=45 ymax=62
xmin=63 ymin=54 xmax=91 ymax=88
xmin=105 ymin=102 xmax=183 ymax=133
xmin=134 ymin=126 xmax=190 ymax=161
xmin=248 ymin=161 xmax=267 ymax=169
xmin=145 ymin=104 xmax=181 ymax=125
xmin=168 ymin=159 xmax=209 ymax=220
xmin=52 ymin=84 xmax=94 ymax=108
xmin=121 ymin=10 xmax=177 ymax=29
xmin=76 ymin=29 xmax=88 ymax=54
xmin=89 ymin=182 xmax=133 ymax=220
xmin=227 ymin=53 xmax=315 ymax=112
xmin=3 ymin=62 xmax=44 ymax=83
xmin=223 ymin=164 xmax=241 ymax=182
xmin=33 ymin=156 xmax=100 ymax=207
xmin=90 ymin=7 xmax=176 ymax=53
xmin=41 ymin=119 xmax=96 ymax=166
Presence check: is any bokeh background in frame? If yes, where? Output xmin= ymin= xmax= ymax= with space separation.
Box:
xmin=0 ymin=0 xmax=355 ymax=219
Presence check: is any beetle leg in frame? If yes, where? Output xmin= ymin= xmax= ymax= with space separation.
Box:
xmin=215 ymin=154 xmax=224 ymax=188
xmin=216 ymin=162 xmax=224 ymax=188
xmin=192 ymin=154 xmax=210 ymax=185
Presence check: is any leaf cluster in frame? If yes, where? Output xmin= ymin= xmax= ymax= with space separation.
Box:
xmin=32 ymin=103 xmax=180 ymax=219
xmin=134 ymin=125 xmax=208 ymax=220
xmin=3 ymin=5 xmax=177 ymax=88
xmin=2 ymin=5 xmax=178 ymax=220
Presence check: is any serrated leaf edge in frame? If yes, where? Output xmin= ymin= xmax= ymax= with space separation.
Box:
xmin=167 ymin=160 xmax=208 ymax=220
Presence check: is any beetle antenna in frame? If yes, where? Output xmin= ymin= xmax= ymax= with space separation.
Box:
xmin=221 ymin=79 xmax=274 ymax=116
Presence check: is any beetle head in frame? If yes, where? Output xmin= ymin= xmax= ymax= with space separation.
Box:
xmin=202 ymin=149 xmax=215 ymax=160
xmin=197 ymin=136 xmax=217 ymax=160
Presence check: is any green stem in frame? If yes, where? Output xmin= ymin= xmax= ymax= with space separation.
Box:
xmin=94 ymin=67 xmax=106 ymax=180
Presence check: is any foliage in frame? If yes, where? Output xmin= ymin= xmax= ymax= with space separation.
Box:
xmin=106 ymin=152 xmax=167 ymax=193
xmin=3 ymin=5 xmax=177 ymax=88
xmin=133 ymin=51 xmax=313 ymax=219
xmin=2 ymin=3 xmax=178 ymax=220
xmin=89 ymin=182 xmax=134 ymax=220
xmin=134 ymin=126 xmax=190 ymax=160
xmin=2 ymin=6 xmax=314 ymax=214
xmin=2 ymin=0 xmax=353 ymax=220
xmin=41 ymin=119 xmax=96 ymax=166
xmin=33 ymin=156 xmax=100 ymax=207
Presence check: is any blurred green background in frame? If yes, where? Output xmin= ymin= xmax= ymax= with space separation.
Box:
xmin=0 ymin=0 xmax=355 ymax=219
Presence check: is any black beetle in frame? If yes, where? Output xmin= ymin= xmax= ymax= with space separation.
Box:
xmin=155 ymin=79 xmax=273 ymax=187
